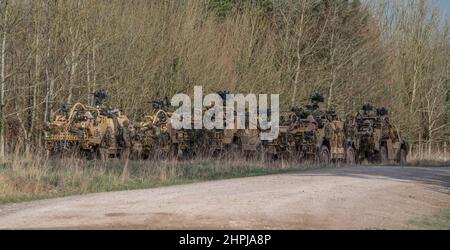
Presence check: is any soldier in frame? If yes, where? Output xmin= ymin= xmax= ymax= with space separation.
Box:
xmin=93 ymin=89 xmax=108 ymax=107
xmin=305 ymin=114 xmax=318 ymax=132
xmin=84 ymin=111 xmax=94 ymax=127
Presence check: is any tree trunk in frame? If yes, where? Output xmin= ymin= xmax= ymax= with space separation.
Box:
xmin=27 ymin=35 xmax=40 ymax=156
xmin=92 ymin=38 xmax=96 ymax=101
xmin=0 ymin=5 xmax=8 ymax=160
xmin=44 ymin=0 xmax=52 ymax=123
xmin=291 ymin=2 xmax=305 ymax=106
xmin=67 ymin=39 xmax=79 ymax=104
xmin=86 ymin=52 xmax=91 ymax=104
xmin=410 ymin=59 xmax=419 ymax=114
xmin=327 ymin=28 xmax=336 ymax=109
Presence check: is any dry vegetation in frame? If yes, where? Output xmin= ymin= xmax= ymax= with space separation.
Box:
xmin=0 ymin=150 xmax=445 ymax=204
xmin=0 ymin=0 xmax=448 ymax=158
xmin=0 ymin=154 xmax=312 ymax=204
xmin=0 ymin=0 xmax=448 ymax=202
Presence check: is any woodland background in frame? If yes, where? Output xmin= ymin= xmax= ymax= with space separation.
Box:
xmin=0 ymin=0 xmax=448 ymax=159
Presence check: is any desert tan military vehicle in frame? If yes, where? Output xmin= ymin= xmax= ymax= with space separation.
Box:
xmin=44 ymin=90 xmax=134 ymax=160
xmin=345 ymin=104 xmax=408 ymax=164
xmin=202 ymin=125 xmax=237 ymax=156
xmin=132 ymin=98 xmax=175 ymax=159
xmin=199 ymin=91 xmax=239 ymax=157
xmin=166 ymin=109 xmax=203 ymax=159
xmin=230 ymin=107 xmax=266 ymax=159
xmin=259 ymin=110 xmax=295 ymax=160
xmin=236 ymin=127 xmax=261 ymax=155
xmin=203 ymin=126 xmax=238 ymax=155
xmin=269 ymin=94 xmax=347 ymax=164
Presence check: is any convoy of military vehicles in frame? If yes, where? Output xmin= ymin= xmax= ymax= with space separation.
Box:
xmin=44 ymin=90 xmax=408 ymax=165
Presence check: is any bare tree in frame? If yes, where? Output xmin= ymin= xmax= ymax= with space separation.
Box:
xmin=0 ymin=0 xmax=9 ymax=160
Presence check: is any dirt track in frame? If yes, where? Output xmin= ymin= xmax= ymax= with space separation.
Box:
xmin=0 ymin=166 xmax=449 ymax=229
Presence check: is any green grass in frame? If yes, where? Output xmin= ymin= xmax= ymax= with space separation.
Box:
xmin=0 ymin=157 xmax=312 ymax=205
xmin=408 ymin=208 xmax=450 ymax=230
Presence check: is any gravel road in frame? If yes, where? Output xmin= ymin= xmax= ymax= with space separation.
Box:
xmin=0 ymin=166 xmax=449 ymax=229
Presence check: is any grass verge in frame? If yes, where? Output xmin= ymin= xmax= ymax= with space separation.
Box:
xmin=408 ymin=208 xmax=450 ymax=230
xmin=2 ymin=154 xmax=446 ymax=205
xmin=0 ymin=156 xmax=313 ymax=205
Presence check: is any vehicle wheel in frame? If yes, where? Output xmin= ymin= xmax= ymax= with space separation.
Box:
xmin=318 ymin=146 xmax=331 ymax=165
xmin=380 ymin=146 xmax=388 ymax=164
xmin=345 ymin=147 xmax=356 ymax=165
xmin=398 ymin=148 xmax=407 ymax=165
xmin=177 ymin=148 xmax=192 ymax=160
xmin=86 ymin=149 xmax=97 ymax=160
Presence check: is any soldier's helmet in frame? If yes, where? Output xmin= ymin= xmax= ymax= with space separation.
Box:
xmin=217 ymin=91 xmax=230 ymax=101
xmin=376 ymin=107 xmax=389 ymax=117
xmin=61 ymin=103 xmax=70 ymax=116
xmin=217 ymin=90 xmax=231 ymax=106
xmin=362 ymin=103 xmax=373 ymax=112
xmin=311 ymin=93 xmax=325 ymax=103
xmin=326 ymin=110 xmax=337 ymax=121
xmin=361 ymin=103 xmax=375 ymax=116
xmin=93 ymin=89 xmax=108 ymax=107
xmin=162 ymin=96 xmax=171 ymax=107
xmin=151 ymin=96 xmax=171 ymax=110
xmin=151 ymin=100 xmax=163 ymax=110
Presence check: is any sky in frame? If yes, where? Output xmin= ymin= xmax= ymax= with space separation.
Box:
xmin=436 ymin=0 xmax=450 ymax=17
xmin=365 ymin=0 xmax=450 ymax=19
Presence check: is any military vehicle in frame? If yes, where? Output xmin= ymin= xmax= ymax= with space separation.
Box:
xmin=165 ymin=109 xmax=201 ymax=159
xmin=229 ymin=106 xmax=266 ymax=160
xmin=345 ymin=104 xmax=408 ymax=164
xmin=199 ymin=91 xmax=239 ymax=157
xmin=235 ymin=128 xmax=261 ymax=155
xmin=44 ymin=90 xmax=134 ymax=160
xmin=132 ymin=97 xmax=175 ymax=159
xmin=270 ymin=93 xmax=347 ymax=164
xmin=202 ymin=124 xmax=237 ymax=156
xmin=259 ymin=109 xmax=294 ymax=161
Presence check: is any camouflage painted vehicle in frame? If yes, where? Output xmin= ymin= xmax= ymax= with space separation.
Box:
xmin=269 ymin=94 xmax=347 ymax=164
xmin=260 ymin=110 xmax=295 ymax=160
xmin=132 ymin=97 xmax=175 ymax=159
xmin=170 ymin=91 xmax=263 ymax=159
xmin=200 ymin=91 xmax=238 ymax=156
xmin=235 ymin=126 xmax=261 ymax=155
xmin=44 ymin=90 xmax=134 ymax=160
xmin=202 ymin=124 xmax=237 ymax=156
xmin=229 ymin=107 xmax=266 ymax=159
xmin=345 ymin=104 xmax=408 ymax=164
xmin=166 ymin=108 xmax=204 ymax=159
